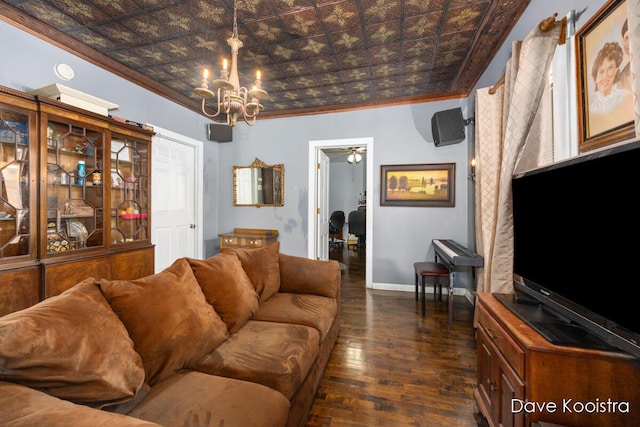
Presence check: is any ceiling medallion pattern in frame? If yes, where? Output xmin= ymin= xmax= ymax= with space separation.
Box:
xmin=2 ymin=0 xmax=532 ymax=119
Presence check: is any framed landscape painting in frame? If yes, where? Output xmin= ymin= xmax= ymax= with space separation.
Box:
xmin=576 ymin=0 xmax=635 ymax=152
xmin=380 ymin=163 xmax=455 ymax=207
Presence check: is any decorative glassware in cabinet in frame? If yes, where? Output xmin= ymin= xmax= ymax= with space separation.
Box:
xmin=110 ymin=136 xmax=149 ymax=245
xmin=45 ymin=121 xmax=104 ymax=254
xmin=0 ymin=108 xmax=31 ymax=259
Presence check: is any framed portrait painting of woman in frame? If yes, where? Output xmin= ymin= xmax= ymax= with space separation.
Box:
xmin=576 ymin=0 xmax=635 ymax=152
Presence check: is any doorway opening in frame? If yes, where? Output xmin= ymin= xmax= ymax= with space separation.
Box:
xmin=307 ymin=137 xmax=373 ymax=288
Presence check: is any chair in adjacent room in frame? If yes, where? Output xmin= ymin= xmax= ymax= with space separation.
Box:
xmin=347 ymin=210 xmax=366 ymax=249
xmin=328 ymin=210 xmax=345 ymax=247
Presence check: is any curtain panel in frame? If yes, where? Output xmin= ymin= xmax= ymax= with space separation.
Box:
xmin=629 ymin=0 xmax=640 ymax=136
xmin=474 ymin=19 xmax=563 ymax=296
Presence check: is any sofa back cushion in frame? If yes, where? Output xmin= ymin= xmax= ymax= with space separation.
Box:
xmin=98 ymin=258 xmax=229 ymax=385
xmin=0 ymin=279 xmax=145 ymax=406
xmin=187 ymin=252 xmax=259 ymax=333
xmin=221 ymin=242 xmax=281 ymax=302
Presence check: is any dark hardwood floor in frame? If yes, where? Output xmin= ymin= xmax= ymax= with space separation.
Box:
xmin=306 ymin=244 xmax=488 ymax=427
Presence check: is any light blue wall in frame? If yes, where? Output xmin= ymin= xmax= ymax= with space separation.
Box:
xmin=216 ymin=99 xmax=470 ymax=288
xmin=0 ymin=0 xmax=604 ymax=290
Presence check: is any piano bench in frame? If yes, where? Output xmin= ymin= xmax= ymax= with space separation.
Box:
xmin=414 ymin=262 xmax=451 ymax=318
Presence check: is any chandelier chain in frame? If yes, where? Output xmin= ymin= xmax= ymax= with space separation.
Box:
xmin=232 ymin=0 xmax=238 ymax=39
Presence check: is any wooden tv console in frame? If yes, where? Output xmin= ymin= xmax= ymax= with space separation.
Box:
xmin=475 ymin=292 xmax=640 ymax=427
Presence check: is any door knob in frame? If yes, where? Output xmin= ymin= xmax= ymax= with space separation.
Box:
xmin=190 ymin=224 xmax=196 ymax=229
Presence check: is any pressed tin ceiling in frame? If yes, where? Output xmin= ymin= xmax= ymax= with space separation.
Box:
xmin=0 ymin=0 xmax=532 ymax=121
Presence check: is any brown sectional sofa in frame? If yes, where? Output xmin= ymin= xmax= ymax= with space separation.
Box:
xmin=0 ymin=243 xmax=341 ymax=427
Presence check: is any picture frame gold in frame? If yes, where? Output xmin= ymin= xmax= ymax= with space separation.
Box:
xmin=380 ymin=163 xmax=455 ymax=207
xmin=576 ymin=0 xmax=634 ymax=153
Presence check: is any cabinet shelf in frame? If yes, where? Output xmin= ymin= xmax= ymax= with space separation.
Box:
xmin=48 ymin=146 xmax=87 ymax=155
xmin=59 ymin=214 xmax=95 ymax=219
xmin=119 ymin=213 xmax=147 ymax=220
xmin=47 ymin=183 xmax=100 ymax=188
xmin=0 ymin=140 xmax=28 ymax=145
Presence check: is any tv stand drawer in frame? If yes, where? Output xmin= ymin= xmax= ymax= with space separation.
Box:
xmin=478 ymin=302 xmax=525 ymax=377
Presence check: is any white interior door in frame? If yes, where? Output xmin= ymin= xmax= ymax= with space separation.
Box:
xmin=151 ymin=127 xmax=203 ymax=272
xmin=316 ymin=150 xmax=330 ymax=260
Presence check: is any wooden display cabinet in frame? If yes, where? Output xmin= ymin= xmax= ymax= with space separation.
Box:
xmin=0 ymin=87 xmax=39 ymax=313
xmin=475 ymin=292 xmax=640 ymax=427
xmin=0 ymin=85 xmax=155 ymax=312
xmin=109 ymin=126 xmax=150 ymax=248
xmin=0 ymin=88 xmax=38 ymax=264
xmin=38 ymin=97 xmax=155 ymax=296
xmin=39 ymin=99 xmax=108 ymax=259
xmin=0 ymin=265 xmax=40 ymax=317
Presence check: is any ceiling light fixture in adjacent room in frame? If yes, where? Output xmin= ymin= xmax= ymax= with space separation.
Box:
xmin=193 ymin=0 xmax=267 ymax=127
xmin=347 ymin=147 xmax=363 ymax=164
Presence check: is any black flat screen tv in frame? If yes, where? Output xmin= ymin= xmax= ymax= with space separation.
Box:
xmin=511 ymin=139 xmax=640 ymax=358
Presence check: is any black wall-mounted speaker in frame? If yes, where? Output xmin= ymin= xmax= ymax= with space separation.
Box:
xmin=207 ymin=123 xmax=233 ymax=142
xmin=431 ymin=107 xmax=466 ymax=147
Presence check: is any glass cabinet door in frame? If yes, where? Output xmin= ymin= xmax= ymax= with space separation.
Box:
xmin=45 ymin=120 xmax=105 ymax=255
xmin=110 ymin=134 xmax=149 ymax=245
xmin=0 ymin=106 xmax=32 ymax=260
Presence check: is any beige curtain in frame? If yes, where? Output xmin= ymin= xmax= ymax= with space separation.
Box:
xmin=473 ymin=84 xmax=504 ymax=293
xmin=474 ymin=18 xmax=563 ymax=295
xmin=629 ymin=0 xmax=640 ymax=136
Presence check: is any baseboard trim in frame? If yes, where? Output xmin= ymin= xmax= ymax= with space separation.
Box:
xmin=371 ymin=282 xmax=475 ymax=305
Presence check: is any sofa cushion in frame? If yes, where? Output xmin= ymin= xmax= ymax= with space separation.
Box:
xmin=0 ymin=279 xmax=145 ymax=407
xmin=221 ymin=242 xmax=280 ymax=302
xmin=253 ymin=293 xmax=337 ymax=341
xmin=98 ymin=258 xmax=229 ymax=386
xmin=129 ymin=371 xmax=290 ymax=427
xmin=187 ymin=252 xmax=259 ymax=333
xmin=193 ymin=320 xmax=319 ymax=400
xmin=279 ymin=253 xmax=341 ymax=298
xmin=0 ymin=381 xmax=159 ymax=427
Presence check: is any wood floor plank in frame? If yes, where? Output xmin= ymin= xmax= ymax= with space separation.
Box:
xmin=306 ymin=246 xmax=488 ymax=427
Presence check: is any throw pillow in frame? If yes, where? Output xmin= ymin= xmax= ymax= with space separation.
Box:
xmin=98 ymin=258 xmax=229 ymax=385
xmin=0 ymin=278 xmax=145 ymax=406
xmin=187 ymin=252 xmax=259 ymax=333
xmin=221 ymin=241 xmax=281 ymax=302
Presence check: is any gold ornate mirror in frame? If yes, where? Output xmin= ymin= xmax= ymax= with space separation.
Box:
xmin=233 ymin=158 xmax=284 ymax=207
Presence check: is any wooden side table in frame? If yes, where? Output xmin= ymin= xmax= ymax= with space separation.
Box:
xmin=218 ymin=228 xmax=278 ymax=250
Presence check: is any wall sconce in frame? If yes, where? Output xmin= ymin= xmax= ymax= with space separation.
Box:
xmin=469 ymin=157 xmax=477 ymax=182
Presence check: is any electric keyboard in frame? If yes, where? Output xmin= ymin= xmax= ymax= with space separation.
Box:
xmin=430 ymin=239 xmax=484 ymax=329
xmin=432 ymin=239 xmax=484 ymax=268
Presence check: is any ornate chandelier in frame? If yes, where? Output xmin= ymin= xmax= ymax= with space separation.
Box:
xmin=194 ymin=0 xmax=267 ymax=127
